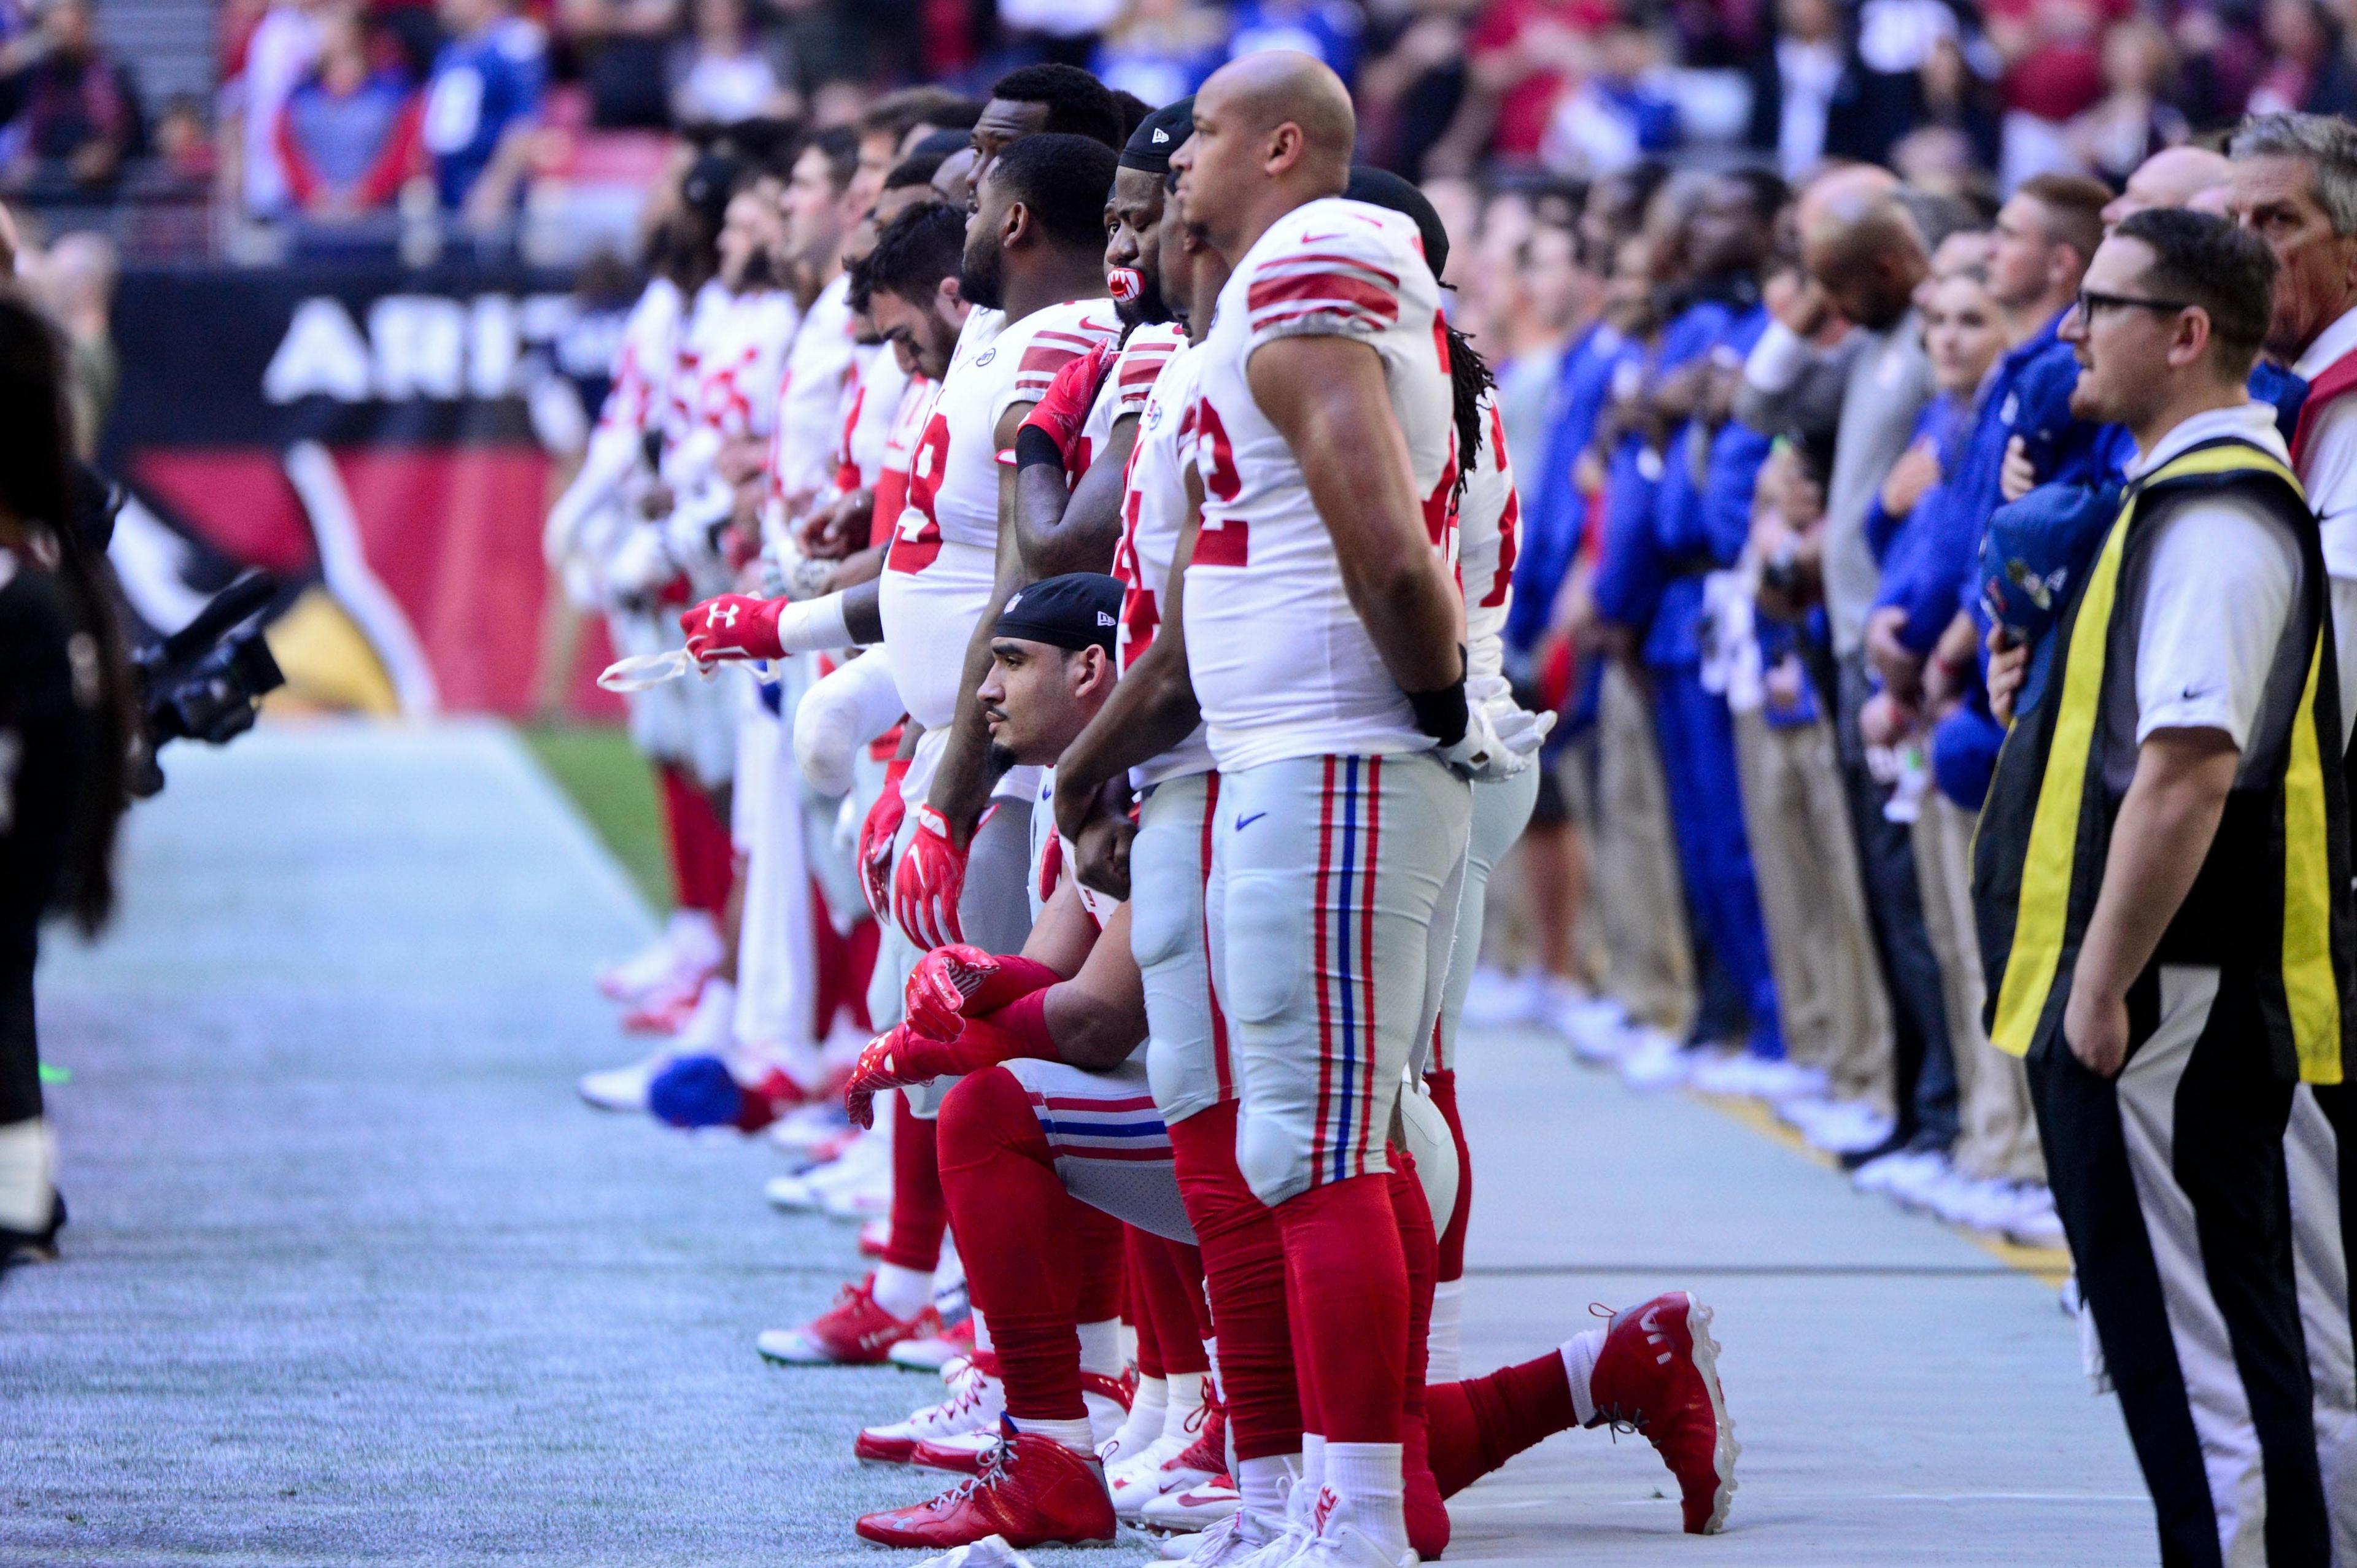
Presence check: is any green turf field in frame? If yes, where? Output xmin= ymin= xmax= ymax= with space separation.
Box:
xmin=521 ymin=722 xmax=669 ymax=913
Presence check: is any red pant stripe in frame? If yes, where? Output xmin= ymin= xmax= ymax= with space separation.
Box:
xmin=1356 ymin=755 xmax=1383 ymax=1179
xmin=1202 ymin=771 xmax=1232 ymax=1101
xmin=1312 ymin=757 xmax=1338 ymax=1181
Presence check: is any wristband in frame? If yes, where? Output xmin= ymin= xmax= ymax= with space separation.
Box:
xmin=1407 ymin=676 xmax=1470 ymax=748
xmin=1015 ymin=423 xmax=1067 ymax=475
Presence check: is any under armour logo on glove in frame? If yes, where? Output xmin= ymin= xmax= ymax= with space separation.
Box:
xmin=681 ymin=593 xmax=787 ymax=664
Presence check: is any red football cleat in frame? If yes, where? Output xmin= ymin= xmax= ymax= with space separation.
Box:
xmin=854 ymin=1423 xmax=1118 ymax=1550
xmin=1586 ymin=1291 xmax=1738 ymax=1534
xmin=755 ymin=1274 xmax=943 ymax=1366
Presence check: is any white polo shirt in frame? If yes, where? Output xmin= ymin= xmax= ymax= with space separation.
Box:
xmin=2102 ymin=401 xmax=2305 ymax=792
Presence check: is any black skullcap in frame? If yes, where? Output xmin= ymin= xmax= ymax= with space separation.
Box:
xmin=680 ymin=151 xmax=748 ymax=230
xmin=1121 ymin=98 xmax=1194 ymax=174
xmin=1345 ymin=165 xmax=1449 ymax=279
xmin=996 ymin=573 xmax=1123 ymax=657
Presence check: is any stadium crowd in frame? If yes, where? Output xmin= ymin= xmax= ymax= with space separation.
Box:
xmin=498 ymin=1 xmax=2357 ymax=1551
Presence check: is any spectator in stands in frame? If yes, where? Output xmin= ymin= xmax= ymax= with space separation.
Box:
xmin=1227 ymin=0 xmax=1361 ymax=79
xmin=668 ymin=0 xmax=799 ymax=128
xmin=1538 ymin=11 xmax=1677 ymax=177
xmin=220 ymin=0 xmax=320 ymax=217
xmin=420 ymin=0 xmax=544 ymax=228
xmin=1983 ymin=0 xmax=2133 ymax=188
xmin=1352 ymin=0 xmax=1480 ymax=177
xmin=554 ymin=0 xmax=675 ymax=129
xmin=276 ymin=3 xmax=422 ymax=220
xmin=149 ymin=92 xmax=214 ymax=184
xmin=1445 ymin=0 xmax=1616 ymax=171
xmin=1089 ymin=0 xmax=1226 ymax=108
xmin=2247 ymin=0 xmax=2357 ymax=117
xmin=2 ymin=0 xmax=145 ymax=193
xmin=2066 ymin=17 xmax=2190 ymax=186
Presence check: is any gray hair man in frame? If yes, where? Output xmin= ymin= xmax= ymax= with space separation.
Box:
xmin=2229 ymin=107 xmax=2357 ymax=1562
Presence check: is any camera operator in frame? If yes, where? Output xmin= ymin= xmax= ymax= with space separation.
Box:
xmin=0 ymin=292 xmax=136 ymax=1274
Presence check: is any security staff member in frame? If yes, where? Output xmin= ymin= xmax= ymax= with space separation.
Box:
xmin=1977 ymin=207 xmax=2355 ymax=1567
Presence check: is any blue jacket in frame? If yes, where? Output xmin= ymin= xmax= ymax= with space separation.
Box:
xmin=1507 ymin=322 xmax=1630 ymax=654
xmin=1592 ymin=299 xmax=1733 ymax=636
xmin=1644 ymin=304 xmax=1771 ymax=667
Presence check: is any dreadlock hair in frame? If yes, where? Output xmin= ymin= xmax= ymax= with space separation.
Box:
xmin=0 ymin=296 xmax=132 ymax=935
xmin=1446 ymin=323 xmax=1497 ymax=506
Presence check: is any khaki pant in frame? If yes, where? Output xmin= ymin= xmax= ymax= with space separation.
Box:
xmin=1731 ymin=708 xmax=1893 ymax=1115
xmin=1913 ymin=793 xmax=2043 ymax=1184
xmin=1589 ymin=663 xmax=1693 ymax=1035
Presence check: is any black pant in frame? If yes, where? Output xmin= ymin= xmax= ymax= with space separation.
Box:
xmin=1 ymin=942 xmax=38 ymax=1128
xmin=1833 ymin=654 xmax=1958 ymax=1148
xmin=2032 ymin=964 xmax=2328 ymax=1568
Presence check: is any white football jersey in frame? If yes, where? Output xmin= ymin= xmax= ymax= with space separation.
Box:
xmin=1075 ymin=322 xmax=1186 ymax=477
xmin=1113 ymin=341 xmax=1216 ymax=789
xmin=842 ymin=343 xmax=908 ymax=493
xmin=1028 ymin=765 xmax=1118 ymax=928
xmin=1182 ymin=198 xmax=1457 ymax=771
xmin=765 ymin=273 xmax=856 ymax=535
xmin=597 ymin=276 xmax=684 ymax=438
xmin=1458 ymin=393 xmax=1520 ymax=702
xmin=659 ymin=278 xmax=730 ymax=456
xmin=664 ymin=285 xmax=797 ymax=485
xmin=878 ymin=298 xmax=1120 ymax=729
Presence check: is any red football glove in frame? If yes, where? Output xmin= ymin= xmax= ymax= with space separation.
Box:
xmin=845 ymin=1025 xmax=932 ymax=1129
xmin=1018 ymin=342 xmax=1117 ymax=472
xmin=904 ymin=945 xmax=1064 ymax=1041
xmin=681 ymin=593 xmax=786 ymax=663
xmin=859 ymin=758 xmax=910 ymax=922
xmin=894 ymin=804 xmax=971 ymax=952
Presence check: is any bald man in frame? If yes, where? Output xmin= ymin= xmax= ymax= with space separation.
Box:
xmin=2100 ymin=144 xmax=2234 ymax=231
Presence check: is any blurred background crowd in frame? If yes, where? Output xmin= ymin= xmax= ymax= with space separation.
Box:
xmin=1 ymin=0 xmax=2352 ymax=263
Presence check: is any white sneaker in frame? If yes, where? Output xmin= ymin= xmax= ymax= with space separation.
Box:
xmin=1140 ymin=1474 xmax=1246 ymax=1536
xmin=855 ymin=1359 xmax=1005 ymax=1464
xmin=598 ymin=909 xmax=720 ymax=1002
xmin=1852 ymin=1148 xmax=1947 ymax=1202
xmin=1165 ymin=1506 xmax=1289 ymax=1562
xmin=1918 ymin=1168 xmax=2009 ymax=1229
xmin=1279 ymin=1521 xmax=1417 ymax=1567
xmin=765 ymin=1129 xmax=888 ymax=1211
xmin=821 ymin=1159 xmax=894 ymax=1221
xmin=1689 ymin=1052 xmax=1827 ymax=1102
xmin=1787 ymin=1099 xmax=1895 ymax=1155
xmin=1109 ymin=1433 xmax=1194 ymax=1520
xmin=1619 ymin=1030 xmax=1693 ymax=1089
xmin=1462 ymin=966 xmax=1544 ymax=1028
xmin=767 ymin=1102 xmax=849 ymax=1153
xmin=2005 ymin=1185 xmax=2066 ymax=1248
xmin=576 ymin=1050 xmax=677 ymax=1113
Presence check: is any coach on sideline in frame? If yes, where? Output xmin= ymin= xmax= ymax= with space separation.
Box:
xmin=1976 ymin=207 xmax=2354 ymax=1566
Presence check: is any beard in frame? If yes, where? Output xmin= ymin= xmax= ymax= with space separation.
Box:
xmin=960 ymin=238 xmax=1005 ymax=312
xmin=984 ymin=740 xmax=1020 ymax=781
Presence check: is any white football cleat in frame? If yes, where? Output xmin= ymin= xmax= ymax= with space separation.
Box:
xmin=1138 ymin=1473 xmax=1242 ymax=1535
xmin=1617 ymin=1029 xmax=1693 ymax=1089
xmin=1107 ymin=1434 xmax=1193 ymax=1520
xmin=856 ymin=1357 xmax=1005 ymax=1464
xmin=576 ymin=1050 xmax=677 ymax=1113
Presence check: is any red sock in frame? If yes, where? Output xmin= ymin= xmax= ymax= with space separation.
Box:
xmin=1161 ymin=1237 xmax=1214 ymax=1345
xmin=880 ymin=1092 xmax=946 ymax=1274
xmin=937 ymin=1067 xmax=1093 ymax=1421
xmin=1274 ymin=1172 xmax=1406 ymax=1443
xmin=1133 ymin=1232 xmax=1210 ymax=1375
xmin=1423 ymin=1068 xmax=1473 ymax=1284
xmin=1390 ymin=1153 xmax=1448 ymax=1559
xmin=1426 ymin=1351 xmax=1576 ymax=1497
xmin=1073 ymin=1203 xmax=1124 ymax=1328
xmin=1128 ymin=1232 xmax=1164 ymax=1380
xmin=1169 ymin=1102 xmax=1301 ymax=1460
xmin=657 ymin=762 xmax=732 ymax=915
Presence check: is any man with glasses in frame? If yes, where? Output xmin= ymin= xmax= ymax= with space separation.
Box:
xmin=1974 ymin=207 xmax=2353 ymax=1568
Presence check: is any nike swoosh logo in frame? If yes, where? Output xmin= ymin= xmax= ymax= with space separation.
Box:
xmin=1235 ymin=811 xmax=1267 ymax=830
